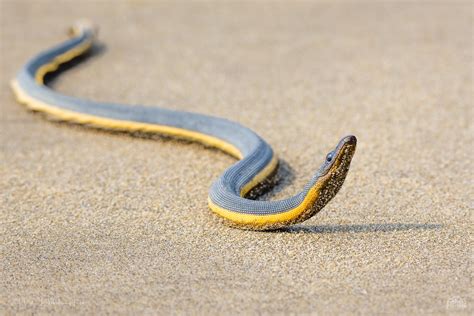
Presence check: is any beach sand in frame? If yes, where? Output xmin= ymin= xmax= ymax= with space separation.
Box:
xmin=1 ymin=1 xmax=472 ymax=314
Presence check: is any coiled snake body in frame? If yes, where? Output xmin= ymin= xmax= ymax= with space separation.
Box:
xmin=11 ymin=21 xmax=357 ymax=230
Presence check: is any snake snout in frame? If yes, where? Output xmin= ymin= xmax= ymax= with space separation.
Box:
xmin=341 ymin=135 xmax=357 ymax=146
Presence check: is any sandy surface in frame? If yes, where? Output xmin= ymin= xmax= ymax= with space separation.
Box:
xmin=1 ymin=1 xmax=472 ymax=314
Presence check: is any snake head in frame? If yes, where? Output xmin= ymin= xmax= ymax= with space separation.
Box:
xmin=320 ymin=135 xmax=357 ymax=177
xmin=311 ymin=135 xmax=357 ymax=211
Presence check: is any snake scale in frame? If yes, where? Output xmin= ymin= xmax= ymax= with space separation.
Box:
xmin=11 ymin=21 xmax=357 ymax=230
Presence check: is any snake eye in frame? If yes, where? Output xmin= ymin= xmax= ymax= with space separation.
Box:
xmin=326 ymin=152 xmax=334 ymax=162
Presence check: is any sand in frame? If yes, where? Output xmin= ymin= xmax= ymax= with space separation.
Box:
xmin=0 ymin=1 xmax=472 ymax=314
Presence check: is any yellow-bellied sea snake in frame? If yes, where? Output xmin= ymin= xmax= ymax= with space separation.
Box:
xmin=10 ymin=21 xmax=357 ymax=230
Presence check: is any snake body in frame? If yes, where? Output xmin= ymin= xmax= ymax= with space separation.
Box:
xmin=11 ymin=21 xmax=357 ymax=230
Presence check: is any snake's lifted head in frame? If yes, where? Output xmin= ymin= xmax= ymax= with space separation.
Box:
xmin=320 ymin=135 xmax=357 ymax=178
xmin=255 ymin=135 xmax=357 ymax=229
xmin=308 ymin=135 xmax=357 ymax=216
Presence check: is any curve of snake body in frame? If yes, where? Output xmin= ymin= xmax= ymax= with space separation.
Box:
xmin=10 ymin=21 xmax=357 ymax=230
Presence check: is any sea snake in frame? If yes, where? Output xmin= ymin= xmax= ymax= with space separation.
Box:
xmin=10 ymin=21 xmax=357 ymax=230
